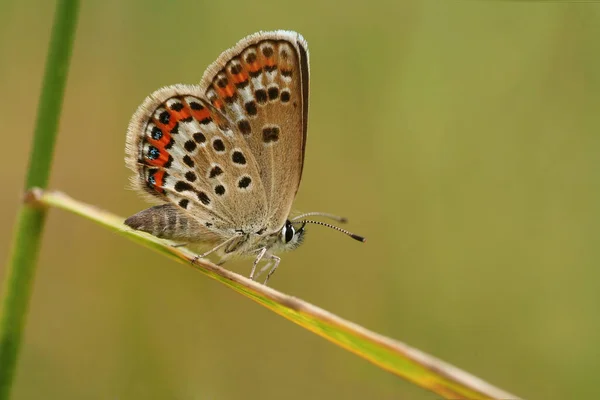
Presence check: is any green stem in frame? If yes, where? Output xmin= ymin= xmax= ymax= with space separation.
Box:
xmin=0 ymin=1 xmax=80 ymax=398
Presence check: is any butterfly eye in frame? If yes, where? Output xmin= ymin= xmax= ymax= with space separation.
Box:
xmin=281 ymin=220 xmax=295 ymax=243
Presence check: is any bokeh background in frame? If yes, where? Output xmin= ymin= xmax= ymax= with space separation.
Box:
xmin=2 ymin=1 xmax=599 ymax=399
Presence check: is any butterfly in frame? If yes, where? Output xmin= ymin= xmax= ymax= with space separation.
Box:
xmin=124 ymin=30 xmax=365 ymax=284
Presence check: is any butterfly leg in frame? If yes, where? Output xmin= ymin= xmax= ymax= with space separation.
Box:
xmin=249 ymin=247 xmax=267 ymax=280
xmin=254 ymin=259 xmax=275 ymax=280
xmin=263 ymin=255 xmax=281 ymax=286
xmin=258 ymin=260 xmax=273 ymax=275
xmin=192 ymin=235 xmax=239 ymax=264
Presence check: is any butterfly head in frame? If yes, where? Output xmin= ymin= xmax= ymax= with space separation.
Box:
xmin=278 ymin=219 xmax=306 ymax=251
xmin=271 ymin=212 xmax=365 ymax=254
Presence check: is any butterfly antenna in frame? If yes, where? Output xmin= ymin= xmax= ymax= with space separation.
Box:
xmin=295 ymin=220 xmax=366 ymax=243
xmin=291 ymin=212 xmax=348 ymax=223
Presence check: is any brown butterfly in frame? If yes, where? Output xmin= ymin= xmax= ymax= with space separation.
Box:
xmin=124 ymin=30 xmax=364 ymax=284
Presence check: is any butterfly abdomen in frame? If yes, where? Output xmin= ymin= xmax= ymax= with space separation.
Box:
xmin=124 ymin=203 xmax=213 ymax=242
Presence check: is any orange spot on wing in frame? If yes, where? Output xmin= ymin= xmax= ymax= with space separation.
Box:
xmin=191 ymin=107 xmax=211 ymax=122
xmin=248 ymin=61 xmax=261 ymax=72
xmin=216 ymin=84 xmax=235 ymax=99
xmin=150 ymin=119 xmax=174 ymax=146
xmin=151 ymin=134 xmax=171 ymax=148
xmin=152 ymin=170 xmax=166 ymax=193
xmin=171 ymin=106 xmax=192 ymax=122
xmin=212 ymin=99 xmax=224 ymax=109
xmin=155 ymin=116 xmax=177 ymax=132
xmin=147 ymin=148 xmax=170 ymax=167
xmin=231 ymin=72 xmax=248 ymax=84
xmin=147 ymin=123 xmax=172 ymax=148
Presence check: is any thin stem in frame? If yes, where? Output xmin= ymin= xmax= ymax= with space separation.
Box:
xmin=25 ymin=189 xmax=520 ymax=400
xmin=0 ymin=1 xmax=80 ymax=398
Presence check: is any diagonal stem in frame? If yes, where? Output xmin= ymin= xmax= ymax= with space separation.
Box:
xmin=26 ymin=188 xmax=520 ymax=400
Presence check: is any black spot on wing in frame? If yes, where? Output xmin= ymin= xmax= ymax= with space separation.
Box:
xmin=159 ymin=111 xmax=170 ymax=124
xmin=170 ymin=102 xmax=184 ymax=111
xmin=232 ymin=151 xmax=246 ymax=165
xmin=244 ymin=101 xmax=257 ymax=116
xmin=212 ymin=139 xmax=225 ymax=152
xmin=238 ymin=176 xmax=252 ymax=189
xmin=197 ymin=191 xmax=211 ymax=205
xmin=215 ymin=185 xmax=225 ymax=196
xmin=268 ymin=87 xmax=279 ymax=100
xmin=262 ymin=126 xmax=280 ymax=143
xmin=151 ymin=126 xmax=163 ymax=140
xmin=183 ymin=155 xmax=194 ymax=167
xmin=209 ymin=165 xmax=223 ymax=178
xmin=255 ymin=89 xmax=267 ymax=104
xmin=238 ymin=119 xmax=252 ymax=135
xmin=193 ymin=132 xmax=206 ymax=143
xmin=185 ymin=171 xmax=197 ymax=182
xmin=175 ymin=181 xmax=193 ymax=192
xmin=184 ymin=140 xmax=196 ymax=152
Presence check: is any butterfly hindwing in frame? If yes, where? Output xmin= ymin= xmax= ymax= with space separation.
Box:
xmin=126 ymin=84 xmax=269 ymax=236
xmin=199 ymin=30 xmax=310 ymax=233
xmin=126 ymin=31 xmax=309 ymax=241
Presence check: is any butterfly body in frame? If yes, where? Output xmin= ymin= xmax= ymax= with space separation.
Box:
xmin=125 ymin=31 xmax=362 ymax=283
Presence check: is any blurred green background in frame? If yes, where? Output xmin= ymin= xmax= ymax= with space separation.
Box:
xmin=2 ymin=0 xmax=599 ymax=399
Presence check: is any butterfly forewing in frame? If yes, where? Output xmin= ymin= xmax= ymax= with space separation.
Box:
xmin=199 ymin=31 xmax=310 ymax=233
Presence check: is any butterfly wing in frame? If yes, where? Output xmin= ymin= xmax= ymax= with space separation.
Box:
xmin=199 ymin=30 xmax=310 ymax=233
xmin=125 ymin=31 xmax=309 ymax=240
xmin=125 ymin=84 xmax=270 ymax=237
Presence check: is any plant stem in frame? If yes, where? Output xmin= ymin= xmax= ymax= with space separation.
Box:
xmin=26 ymin=188 xmax=520 ymax=400
xmin=0 ymin=1 xmax=80 ymax=398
